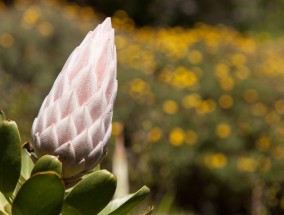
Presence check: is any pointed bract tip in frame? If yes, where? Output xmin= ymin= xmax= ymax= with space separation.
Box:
xmin=101 ymin=17 xmax=112 ymax=30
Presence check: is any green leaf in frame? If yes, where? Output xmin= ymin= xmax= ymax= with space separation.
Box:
xmin=98 ymin=186 xmax=150 ymax=215
xmin=62 ymin=169 xmax=117 ymax=215
xmin=12 ymin=171 xmax=64 ymax=215
xmin=21 ymin=148 xmax=34 ymax=180
xmin=31 ymin=155 xmax=62 ymax=176
xmin=0 ymin=192 xmax=8 ymax=214
xmin=0 ymin=111 xmax=21 ymax=197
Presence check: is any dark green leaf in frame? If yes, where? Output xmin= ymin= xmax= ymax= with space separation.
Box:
xmin=0 ymin=111 xmax=21 ymax=197
xmin=12 ymin=171 xmax=64 ymax=215
xmin=62 ymin=169 xmax=116 ymax=215
xmin=98 ymin=186 xmax=150 ymax=215
xmin=31 ymin=155 xmax=62 ymax=176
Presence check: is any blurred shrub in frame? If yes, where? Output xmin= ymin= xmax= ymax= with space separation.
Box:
xmin=66 ymin=0 xmax=284 ymax=31
xmin=2 ymin=1 xmax=284 ymax=214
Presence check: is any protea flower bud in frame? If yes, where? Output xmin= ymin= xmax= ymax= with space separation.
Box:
xmin=31 ymin=18 xmax=117 ymax=182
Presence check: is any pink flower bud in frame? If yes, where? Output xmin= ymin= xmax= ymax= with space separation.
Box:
xmin=31 ymin=18 xmax=117 ymax=181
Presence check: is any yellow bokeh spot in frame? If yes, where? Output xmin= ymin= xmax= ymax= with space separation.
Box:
xmin=182 ymin=93 xmax=201 ymax=109
xmin=37 ymin=22 xmax=54 ymax=37
xmin=112 ymin=122 xmax=123 ymax=136
xmin=115 ymin=35 xmax=127 ymax=49
xmin=215 ymin=123 xmax=231 ymax=138
xmin=188 ymin=50 xmax=203 ymax=65
xmin=219 ymin=94 xmax=234 ymax=109
xmin=196 ymin=99 xmax=216 ymax=114
xmin=169 ymin=127 xmax=185 ymax=146
xmin=148 ymin=127 xmax=163 ymax=142
xmin=235 ymin=66 xmax=251 ymax=80
xmin=258 ymin=156 xmax=271 ymax=171
xmin=265 ymin=111 xmax=279 ymax=125
xmin=185 ymin=130 xmax=198 ymax=145
xmin=274 ymin=100 xmax=284 ymax=114
xmin=204 ymin=153 xmax=228 ymax=169
xmin=0 ymin=33 xmax=14 ymax=48
xmin=64 ymin=5 xmax=80 ymax=19
xmin=22 ymin=6 xmax=40 ymax=26
xmin=251 ymin=102 xmax=268 ymax=117
xmin=237 ymin=157 xmax=256 ymax=172
xmin=219 ymin=76 xmax=234 ymax=91
xmin=231 ymin=53 xmax=247 ymax=67
xmin=272 ymin=146 xmax=284 ymax=160
xmin=214 ymin=63 xmax=229 ymax=78
xmin=172 ymin=67 xmax=197 ymax=89
xmin=163 ymin=100 xmax=178 ymax=115
xmin=130 ymin=78 xmax=148 ymax=94
xmin=243 ymin=89 xmax=258 ymax=103
xmin=256 ymin=135 xmax=270 ymax=151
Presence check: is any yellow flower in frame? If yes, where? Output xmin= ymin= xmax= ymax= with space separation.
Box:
xmin=265 ymin=111 xmax=279 ymax=125
xmin=188 ymin=50 xmax=203 ymax=64
xmin=0 ymin=33 xmax=14 ymax=48
xmin=204 ymin=153 xmax=228 ymax=169
xmin=243 ymin=89 xmax=258 ymax=103
xmin=219 ymin=76 xmax=234 ymax=91
xmin=231 ymin=53 xmax=247 ymax=67
xmin=112 ymin=122 xmax=123 ymax=136
xmin=256 ymin=135 xmax=270 ymax=151
xmin=169 ymin=128 xmax=185 ymax=146
xmin=250 ymin=103 xmax=268 ymax=117
xmin=237 ymin=157 xmax=256 ymax=172
xmin=196 ymin=99 xmax=216 ymax=114
xmin=37 ymin=22 xmax=54 ymax=37
xmin=148 ymin=127 xmax=163 ymax=142
xmin=22 ymin=6 xmax=40 ymax=26
xmin=182 ymin=93 xmax=201 ymax=109
xmin=215 ymin=123 xmax=231 ymax=138
xmin=274 ymin=100 xmax=284 ymax=114
xmin=272 ymin=146 xmax=284 ymax=160
xmin=130 ymin=78 xmax=148 ymax=94
xmin=214 ymin=63 xmax=229 ymax=78
xmin=163 ymin=100 xmax=178 ymax=115
xmin=218 ymin=94 xmax=234 ymax=109
xmin=172 ymin=67 xmax=197 ymax=89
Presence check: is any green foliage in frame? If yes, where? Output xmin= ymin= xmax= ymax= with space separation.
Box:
xmin=31 ymin=155 xmax=62 ymax=176
xmin=99 ymin=186 xmax=150 ymax=215
xmin=0 ymin=111 xmax=150 ymax=215
xmin=62 ymin=170 xmax=117 ymax=215
xmin=0 ymin=111 xmax=21 ymax=199
xmin=12 ymin=172 xmax=64 ymax=215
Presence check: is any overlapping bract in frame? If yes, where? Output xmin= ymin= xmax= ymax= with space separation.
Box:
xmin=31 ymin=18 xmax=117 ymax=181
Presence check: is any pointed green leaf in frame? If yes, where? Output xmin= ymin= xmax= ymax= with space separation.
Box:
xmin=62 ymin=170 xmax=117 ymax=215
xmin=12 ymin=171 xmax=64 ymax=215
xmin=0 ymin=111 xmax=21 ymax=197
xmin=98 ymin=186 xmax=150 ymax=215
xmin=31 ymin=155 xmax=62 ymax=176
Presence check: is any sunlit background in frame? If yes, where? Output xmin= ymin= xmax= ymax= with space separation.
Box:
xmin=2 ymin=0 xmax=284 ymax=214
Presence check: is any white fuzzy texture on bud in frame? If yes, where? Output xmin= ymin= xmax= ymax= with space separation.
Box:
xmin=31 ymin=18 xmax=117 ymax=181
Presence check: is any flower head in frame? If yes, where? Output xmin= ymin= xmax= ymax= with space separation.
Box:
xmin=31 ymin=18 xmax=117 ymax=181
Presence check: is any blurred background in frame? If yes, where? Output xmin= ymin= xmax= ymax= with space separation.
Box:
xmin=2 ymin=0 xmax=284 ymax=214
